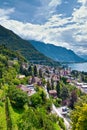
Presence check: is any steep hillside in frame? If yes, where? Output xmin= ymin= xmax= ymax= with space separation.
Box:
xmin=0 ymin=25 xmax=59 ymax=66
xmin=0 ymin=45 xmax=26 ymax=62
xmin=30 ymin=40 xmax=84 ymax=63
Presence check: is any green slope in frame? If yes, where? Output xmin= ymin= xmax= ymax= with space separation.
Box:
xmin=0 ymin=25 xmax=60 ymax=66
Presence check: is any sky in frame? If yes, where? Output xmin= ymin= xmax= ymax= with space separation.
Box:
xmin=0 ymin=0 xmax=87 ymax=56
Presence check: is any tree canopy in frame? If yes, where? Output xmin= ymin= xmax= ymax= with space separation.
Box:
xmin=71 ymin=103 xmax=87 ymax=130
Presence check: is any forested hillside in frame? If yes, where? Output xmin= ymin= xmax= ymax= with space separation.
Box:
xmin=0 ymin=25 xmax=60 ymax=66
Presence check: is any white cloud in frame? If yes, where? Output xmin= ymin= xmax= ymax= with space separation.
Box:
xmin=72 ymin=6 xmax=87 ymax=23
xmin=75 ymin=46 xmax=87 ymax=54
xmin=0 ymin=4 xmax=87 ymax=56
xmin=49 ymin=0 xmax=61 ymax=8
xmin=0 ymin=8 xmax=14 ymax=18
xmin=78 ymin=0 xmax=87 ymax=5
xmin=72 ymin=1 xmax=87 ymax=45
xmin=33 ymin=0 xmax=62 ymax=22
xmin=45 ymin=14 xmax=72 ymax=27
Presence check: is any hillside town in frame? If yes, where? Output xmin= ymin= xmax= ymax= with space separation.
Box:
xmin=0 ymin=45 xmax=87 ymax=130
xmin=0 ymin=0 xmax=87 ymax=129
xmin=18 ymin=62 xmax=87 ymax=96
xmin=14 ymin=62 xmax=87 ymax=130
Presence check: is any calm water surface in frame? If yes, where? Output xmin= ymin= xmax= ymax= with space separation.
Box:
xmin=68 ymin=62 xmax=87 ymax=72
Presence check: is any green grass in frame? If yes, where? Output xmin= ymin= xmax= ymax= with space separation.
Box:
xmin=0 ymin=103 xmax=7 ymax=130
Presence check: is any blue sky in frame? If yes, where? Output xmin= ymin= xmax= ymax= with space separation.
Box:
xmin=0 ymin=0 xmax=87 ymax=55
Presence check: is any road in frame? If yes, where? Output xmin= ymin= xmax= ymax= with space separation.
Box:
xmin=44 ymin=86 xmax=71 ymax=130
xmin=52 ymin=104 xmax=71 ymax=130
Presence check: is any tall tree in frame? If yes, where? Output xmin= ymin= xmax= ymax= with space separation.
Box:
xmin=33 ymin=65 xmax=37 ymax=76
xmin=69 ymin=90 xmax=77 ymax=109
xmin=60 ymin=86 xmax=69 ymax=101
xmin=39 ymin=68 xmax=43 ymax=78
xmin=28 ymin=65 xmax=32 ymax=76
xmin=51 ymin=78 xmax=54 ymax=90
xmin=47 ymin=80 xmax=51 ymax=92
xmin=56 ymin=81 xmax=61 ymax=98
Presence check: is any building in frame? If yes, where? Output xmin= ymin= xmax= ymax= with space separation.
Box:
xmin=49 ymin=90 xmax=57 ymax=98
xmin=17 ymin=84 xmax=36 ymax=96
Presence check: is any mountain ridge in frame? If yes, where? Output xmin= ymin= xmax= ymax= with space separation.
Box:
xmin=30 ymin=40 xmax=85 ymax=63
xmin=80 ymin=55 xmax=87 ymax=61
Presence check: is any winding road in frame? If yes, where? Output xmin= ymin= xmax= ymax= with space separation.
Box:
xmin=44 ymin=85 xmax=71 ymax=130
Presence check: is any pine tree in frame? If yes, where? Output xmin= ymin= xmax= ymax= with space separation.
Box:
xmin=47 ymin=80 xmax=51 ymax=92
xmin=56 ymin=81 xmax=60 ymax=98
xmin=51 ymin=78 xmax=54 ymax=90
xmin=28 ymin=65 xmax=32 ymax=76
xmin=39 ymin=68 xmax=42 ymax=78
xmin=33 ymin=65 xmax=37 ymax=76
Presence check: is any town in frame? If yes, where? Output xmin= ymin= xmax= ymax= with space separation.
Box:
xmin=0 ymin=45 xmax=87 ymax=130
xmin=15 ymin=61 xmax=87 ymax=130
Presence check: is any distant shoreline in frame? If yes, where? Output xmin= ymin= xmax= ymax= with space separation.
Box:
xmin=61 ymin=61 xmax=87 ymax=64
xmin=67 ymin=62 xmax=87 ymax=72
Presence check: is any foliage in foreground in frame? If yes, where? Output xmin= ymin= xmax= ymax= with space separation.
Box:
xmin=71 ymin=103 xmax=87 ymax=130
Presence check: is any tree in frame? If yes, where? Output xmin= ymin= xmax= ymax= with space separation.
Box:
xmin=2 ymin=67 xmax=17 ymax=84
xmin=42 ymin=78 xmax=46 ymax=86
xmin=60 ymin=86 xmax=69 ymax=101
xmin=61 ymin=77 xmax=67 ymax=84
xmin=30 ymin=93 xmax=43 ymax=108
xmin=7 ymin=86 xmax=28 ymax=108
xmin=39 ymin=68 xmax=43 ymax=78
xmin=51 ymin=78 xmax=54 ymax=90
xmin=18 ymin=107 xmax=58 ymax=130
xmin=47 ymin=80 xmax=51 ymax=92
xmin=69 ymin=90 xmax=77 ymax=109
xmin=28 ymin=65 xmax=32 ymax=76
xmin=39 ymin=90 xmax=46 ymax=103
xmin=71 ymin=103 xmax=87 ymax=130
xmin=18 ymin=108 xmax=39 ymax=130
xmin=45 ymin=99 xmax=52 ymax=112
xmin=20 ymin=65 xmax=29 ymax=76
xmin=33 ymin=65 xmax=37 ymax=76
xmin=56 ymin=81 xmax=61 ymax=98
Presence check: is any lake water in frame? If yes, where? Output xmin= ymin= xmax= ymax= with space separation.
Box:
xmin=68 ymin=62 xmax=87 ymax=72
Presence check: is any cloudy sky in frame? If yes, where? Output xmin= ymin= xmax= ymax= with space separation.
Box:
xmin=0 ymin=0 xmax=87 ymax=55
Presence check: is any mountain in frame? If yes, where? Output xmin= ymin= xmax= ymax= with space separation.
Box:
xmin=80 ymin=55 xmax=87 ymax=61
xmin=30 ymin=40 xmax=85 ymax=63
xmin=0 ymin=25 xmax=60 ymax=66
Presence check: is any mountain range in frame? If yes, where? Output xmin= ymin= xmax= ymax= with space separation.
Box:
xmin=0 ymin=24 xmax=85 ymax=64
xmin=30 ymin=40 xmax=85 ymax=63
xmin=80 ymin=55 xmax=87 ymax=60
xmin=0 ymin=25 xmax=60 ymax=66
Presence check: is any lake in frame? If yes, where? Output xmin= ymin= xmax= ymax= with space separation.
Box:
xmin=68 ymin=62 xmax=87 ymax=72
